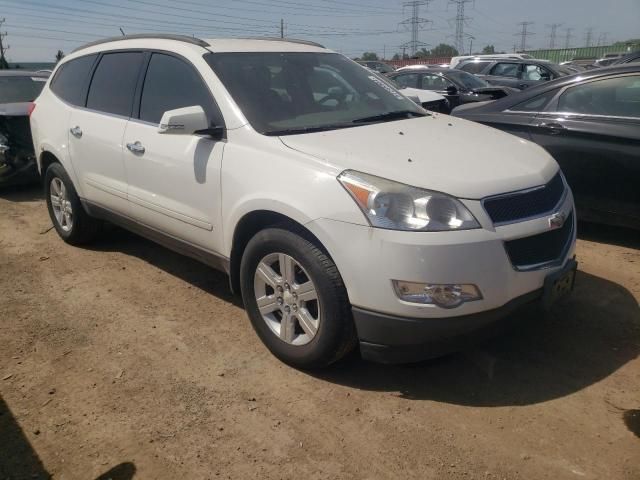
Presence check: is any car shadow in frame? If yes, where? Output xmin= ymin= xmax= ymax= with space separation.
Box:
xmin=86 ymin=227 xmax=241 ymax=307
xmin=0 ymin=183 xmax=43 ymax=202
xmin=578 ymin=221 xmax=640 ymax=250
xmin=312 ymin=270 xmax=640 ymax=406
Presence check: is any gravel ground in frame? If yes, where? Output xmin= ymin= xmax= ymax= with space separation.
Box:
xmin=1 ymin=185 xmax=639 ymax=480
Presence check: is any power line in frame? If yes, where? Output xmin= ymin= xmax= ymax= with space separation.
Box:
xmin=398 ymin=0 xmax=432 ymax=57
xmin=547 ymin=23 xmax=562 ymax=49
xmin=0 ymin=18 xmax=9 ymax=69
xmin=584 ymin=26 xmax=595 ymax=47
xmin=597 ymin=32 xmax=609 ymax=46
xmin=448 ymin=0 xmax=473 ymax=55
xmin=515 ymin=21 xmax=534 ymax=51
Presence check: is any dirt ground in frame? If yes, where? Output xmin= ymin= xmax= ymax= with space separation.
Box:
xmin=1 ymin=185 xmax=639 ymax=480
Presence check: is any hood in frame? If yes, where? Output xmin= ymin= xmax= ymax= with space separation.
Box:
xmin=279 ymin=115 xmax=558 ymax=199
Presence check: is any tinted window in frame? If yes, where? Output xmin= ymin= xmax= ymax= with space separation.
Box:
xmin=458 ymin=61 xmax=490 ymax=74
xmin=557 ymin=75 xmax=640 ymax=117
xmin=140 ymin=53 xmax=220 ymax=125
xmin=490 ymin=63 xmax=520 ymax=77
xmin=87 ymin=52 xmax=143 ymax=117
xmin=0 ymin=76 xmax=46 ymax=103
xmin=50 ymin=54 xmax=97 ymax=106
xmin=394 ymin=73 xmax=419 ymax=88
xmin=445 ymin=70 xmax=489 ymax=89
xmin=420 ymin=73 xmax=452 ymax=90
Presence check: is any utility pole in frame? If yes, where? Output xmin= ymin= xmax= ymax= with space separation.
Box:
xmin=468 ymin=35 xmax=474 ymax=55
xmin=584 ymin=27 xmax=595 ymax=47
xmin=448 ymin=0 xmax=473 ymax=55
xmin=564 ymin=27 xmax=573 ymax=48
xmin=0 ymin=19 xmax=9 ymax=70
xmin=280 ymin=18 xmax=284 ymax=38
xmin=547 ymin=23 xmax=562 ymax=49
xmin=515 ymin=21 xmax=535 ymax=52
xmin=398 ymin=0 xmax=432 ymax=57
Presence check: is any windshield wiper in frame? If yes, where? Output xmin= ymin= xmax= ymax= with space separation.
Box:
xmin=351 ymin=110 xmax=427 ymax=124
xmin=264 ymin=123 xmax=357 ymax=136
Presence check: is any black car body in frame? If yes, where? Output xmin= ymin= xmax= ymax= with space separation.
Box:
xmin=611 ymin=51 xmax=640 ymax=65
xmin=0 ymin=71 xmax=49 ymax=187
xmin=388 ymin=67 xmax=517 ymax=110
xmin=456 ymin=58 xmax=573 ymax=90
xmin=452 ymin=65 xmax=640 ymax=230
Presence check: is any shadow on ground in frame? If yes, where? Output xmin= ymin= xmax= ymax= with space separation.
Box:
xmin=578 ymin=221 xmax=640 ymax=250
xmin=0 ymin=396 xmax=137 ymax=479
xmin=0 ymin=183 xmax=43 ymax=203
xmin=313 ymin=270 xmax=640 ymax=405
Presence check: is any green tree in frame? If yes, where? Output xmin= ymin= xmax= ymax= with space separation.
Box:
xmin=481 ymin=45 xmax=495 ymax=54
xmin=430 ymin=43 xmax=459 ymax=57
xmin=361 ymin=51 xmax=379 ymax=61
xmin=415 ymin=47 xmax=430 ymax=58
xmin=55 ymin=50 xmax=65 ymax=63
xmin=391 ymin=53 xmax=401 ymax=60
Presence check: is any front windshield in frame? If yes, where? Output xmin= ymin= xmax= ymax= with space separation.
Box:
xmin=0 ymin=76 xmax=46 ymax=103
xmin=445 ymin=70 xmax=489 ymax=90
xmin=205 ymin=52 xmax=423 ymax=135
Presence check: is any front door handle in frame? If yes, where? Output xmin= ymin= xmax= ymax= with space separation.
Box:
xmin=70 ymin=126 xmax=82 ymax=138
xmin=536 ymin=122 xmax=566 ymax=134
xmin=126 ymin=141 xmax=145 ymax=155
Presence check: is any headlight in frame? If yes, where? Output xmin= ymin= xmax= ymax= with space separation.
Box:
xmin=338 ymin=170 xmax=480 ymax=231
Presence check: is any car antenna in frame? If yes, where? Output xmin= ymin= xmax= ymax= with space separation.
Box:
xmin=119 ymin=27 xmax=126 ymax=36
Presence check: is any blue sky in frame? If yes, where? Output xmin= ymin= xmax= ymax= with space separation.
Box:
xmin=2 ymin=0 xmax=639 ymax=62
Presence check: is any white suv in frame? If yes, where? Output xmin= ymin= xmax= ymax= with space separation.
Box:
xmin=30 ymin=35 xmax=577 ymax=368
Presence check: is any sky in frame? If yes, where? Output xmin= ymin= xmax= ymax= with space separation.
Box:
xmin=1 ymin=0 xmax=639 ymax=62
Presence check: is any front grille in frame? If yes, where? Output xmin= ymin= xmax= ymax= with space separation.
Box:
xmin=484 ymin=173 xmax=565 ymax=225
xmin=504 ymin=211 xmax=573 ymax=270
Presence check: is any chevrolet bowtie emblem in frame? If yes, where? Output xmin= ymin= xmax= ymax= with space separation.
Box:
xmin=549 ymin=212 xmax=566 ymax=229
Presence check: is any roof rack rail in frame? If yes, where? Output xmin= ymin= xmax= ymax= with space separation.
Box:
xmin=72 ymin=34 xmax=209 ymax=53
xmin=237 ymin=37 xmax=325 ymax=49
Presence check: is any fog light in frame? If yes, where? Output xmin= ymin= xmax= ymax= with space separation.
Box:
xmin=392 ymin=281 xmax=482 ymax=308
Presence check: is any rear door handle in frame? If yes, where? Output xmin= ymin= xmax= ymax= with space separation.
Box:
xmin=536 ymin=122 xmax=566 ymax=134
xmin=70 ymin=126 xmax=82 ymax=138
xmin=126 ymin=141 xmax=145 ymax=155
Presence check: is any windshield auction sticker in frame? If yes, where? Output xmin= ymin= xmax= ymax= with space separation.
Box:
xmin=367 ymin=75 xmax=404 ymax=100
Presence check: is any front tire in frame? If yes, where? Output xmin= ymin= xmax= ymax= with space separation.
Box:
xmin=44 ymin=162 xmax=101 ymax=245
xmin=240 ymin=227 xmax=356 ymax=369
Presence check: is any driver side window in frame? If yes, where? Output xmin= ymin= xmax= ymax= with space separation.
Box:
xmin=490 ymin=63 xmax=520 ymax=78
xmin=522 ymin=64 xmax=552 ymax=81
xmin=394 ymin=73 xmax=419 ymax=88
xmin=421 ymin=74 xmax=453 ymax=90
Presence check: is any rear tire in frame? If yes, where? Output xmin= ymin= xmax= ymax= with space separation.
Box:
xmin=44 ymin=162 xmax=101 ymax=245
xmin=240 ymin=227 xmax=356 ymax=369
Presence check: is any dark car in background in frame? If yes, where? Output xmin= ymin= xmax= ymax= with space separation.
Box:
xmin=388 ymin=66 xmax=517 ymax=110
xmin=611 ymin=51 xmax=640 ymax=65
xmin=452 ymin=65 xmax=640 ymax=230
xmin=456 ymin=58 xmax=573 ymax=90
xmin=356 ymin=60 xmax=395 ymax=74
xmin=0 ymin=71 xmax=49 ymax=187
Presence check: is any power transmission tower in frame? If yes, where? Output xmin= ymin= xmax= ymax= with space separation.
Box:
xmin=448 ymin=0 xmax=473 ymax=55
xmin=398 ymin=0 xmax=432 ymax=57
xmin=564 ymin=27 xmax=573 ymax=48
xmin=0 ymin=19 xmax=9 ymax=70
xmin=584 ymin=27 xmax=595 ymax=47
xmin=515 ymin=21 xmax=535 ymax=52
xmin=547 ymin=23 xmax=562 ymax=49
xmin=597 ymin=32 xmax=608 ymax=46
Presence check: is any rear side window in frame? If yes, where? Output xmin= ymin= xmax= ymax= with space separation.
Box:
xmin=87 ymin=52 xmax=144 ymax=117
xmin=459 ymin=61 xmax=490 ymax=74
xmin=139 ymin=53 xmax=220 ymax=125
xmin=50 ymin=54 xmax=97 ymax=106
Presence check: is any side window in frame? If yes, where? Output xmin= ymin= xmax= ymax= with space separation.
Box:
xmin=394 ymin=73 xmax=419 ymax=88
xmin=50 ymin=54 xmax=97 ymax=106
xmin=490 ymin=63 xmax=520 ymax=77
xmin=459 ymin=61 xmax=489 ymax=74
xmin=87 ymin=52 xmax=144 ymax=117
xmin=557 ymin=75 xmax=640 ymax=117
xmin=140 ymin=53 xmax=221 ymax=125
xmin=522 ymin=64 xmax=552 ymax=81
xmin=511 ymin=90 xmax=558 ymax=112
xmin=420 ymin=74 xmax=453 ymax=90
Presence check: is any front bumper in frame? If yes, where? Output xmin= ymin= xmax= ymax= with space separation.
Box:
xmin=305 ymin=189 xmax=576 ymax=362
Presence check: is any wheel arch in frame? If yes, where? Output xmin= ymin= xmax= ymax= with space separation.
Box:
xmin=228 ymin=209 xmax=336 ymax=297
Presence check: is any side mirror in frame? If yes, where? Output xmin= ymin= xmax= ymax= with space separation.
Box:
xmin=158 ymin=106 xmax=210 ymax=135
xmin=446 ymin=85 xmax=458 ymax=95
